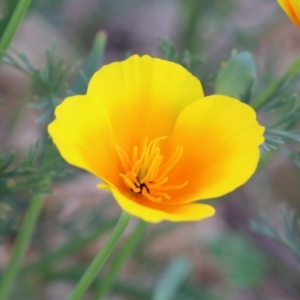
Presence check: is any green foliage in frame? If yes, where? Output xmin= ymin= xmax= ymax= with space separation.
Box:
xmin=0 ymin=28 xmax=108 ymax=249
xmin=0 ymin=140 xmax=69 ymax=197
xmin=0 ymin=140 xmax=69 ymax=243
xmin=252 ymin=205 xmax=300 ymax=264
xmin=0 ymin=47 xmax=77 ymax=248
xmin=0 ymin=202 xmax=18 ymax=242
xmin=69 ymin=31 xmax=107 ymax=95
xmin=253 ymin=54 xmax=300 ymax=111
xmin=267 ymin=93 xmax=300 ymax=130
xmin=260 ymin=93 xmax=300 ymax=158
xmin=3 ymin=48 xmax=78 ymax=123
xmin=215 ymin=51 xmax=256 ymax=103
xmin=284 ymin=151 xmax=300 ymax=168
xmin=263 ymin=129 xmax=300 ymax=151
xmin=93 ymin=220 xmax=147 ymax=299
xmin=0 ymin=0 xmax=19 ymax=37
xmin=0 ymin=0 xmax=33 ymax=63
xmin=209 ymin=233 xmax=269 ymax=288
xmin=153 ymin=257 xmax=191 ymax=300
xmin=24 ymin=217 xmax=117 ymax=274
xmin=158 ymin=37 xmax=203 ymax=75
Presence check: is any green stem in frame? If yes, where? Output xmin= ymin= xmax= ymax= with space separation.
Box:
xmin=178 ymin=0 xmax=203 ymax=52
xmin=67 ymin=211 xmax=132 ymax=300
xmin=252 ymin=52 xmax=300 ymax=110
xmin=22 ymin=218 xmax=117 ymax=274
xmin=0 ymin=194 xmax=44 ymax=300
xmin=0 ymin=0 xmax=32 ymax=62
xmin=92 ymin=220 xmax=147 ymax=300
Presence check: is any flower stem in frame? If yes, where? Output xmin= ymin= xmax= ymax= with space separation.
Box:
xmin=22 ymin=219 xmax=117 ymax=275
xmin=252 ymin=52 xmax=300 ymax=110
xmin=0 ymin=194 xmax=44 ymax=300
xmin=67 ymin=211 xmax=132 ymax=300
xmin=92 ymin=219 xmax=147 ymax=300
xmin=0 ymin=0 xmax=32 ymax=62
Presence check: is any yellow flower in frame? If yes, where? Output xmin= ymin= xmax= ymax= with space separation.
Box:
xmin=278 ymin=0 xmax=300 ymax=27
xmin=48 ymin=55 xmax=264 ymax=223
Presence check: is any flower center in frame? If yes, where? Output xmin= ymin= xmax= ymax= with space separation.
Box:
xmin=116 ymin=137 xmax=188 ymax=203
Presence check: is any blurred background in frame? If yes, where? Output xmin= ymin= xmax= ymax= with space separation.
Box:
xmin=1 ymin=0 xmax=300 ymax=299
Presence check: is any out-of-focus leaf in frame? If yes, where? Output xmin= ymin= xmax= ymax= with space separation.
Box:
xmin=285 ymin=151 xmax=300 ymax=168
xmin=252 ymin=205 xmax=300 ymax=263
xmin=23 ymin=218 xmax=117 ymax=273
xmin=152 ymin=257 xmax=192 ymax=300
xmin=69 ymin=31 xmax=107 ymax=95
xmin=158 ymin=37 xmax=203 ymax=75
xmin=215 ymin=51 xmax=256 ymax=103
xmin=209 ymin=233 xmax=268 ymax=288
xmin=0 ymin=0 xmax=19 ymax=37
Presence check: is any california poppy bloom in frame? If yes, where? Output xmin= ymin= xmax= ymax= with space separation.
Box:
xmin=278 ymin=0 xmax=300 ymax=27
xmin=48 ymin=55 xmax=264 ymax=223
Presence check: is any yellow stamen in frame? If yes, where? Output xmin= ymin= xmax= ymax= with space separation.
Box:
xmin=151 ymin=190 xmax=171 ymax=200
xmin=118 ymin=137 xmax=187 ymax=202
xmin=119 ymin=174 xmax=141 ymax=193
xmin=147 ymin=177 xmax=169 ymax=188
xmin=97 ymin=183 xmax=111 ymax=191
xmin=156 ymin=146 xmax=183 ymax=182
xmin=116 ymin=145 xmax=132 ymax=172
xmin=155 ymin=181 xmax=188 ymax=191
xmin=132 ymin=160 xmax=142 ymax=175
xmin=132 ymin=146 xmax=139 ymax=163
xmin=125 ymin=171 xmax=137 ymax=183
xmin=142 ymin=187 xmax=162 ymax=203
xmin=140 ymin=155 xmax=162 ymax=183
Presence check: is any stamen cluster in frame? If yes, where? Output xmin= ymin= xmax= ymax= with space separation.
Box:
xmin=116 ymin=137 xmax=188 ymax=202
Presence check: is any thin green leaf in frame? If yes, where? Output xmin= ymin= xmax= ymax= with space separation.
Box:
xmin=152 ymin=257 xmax=192 ymax=300
xmin=69 ymin=31 xmax=107 ymax=95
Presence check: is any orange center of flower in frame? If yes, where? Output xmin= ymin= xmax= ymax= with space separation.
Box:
xmin=116 ymin=137 xmax=188 ymax=203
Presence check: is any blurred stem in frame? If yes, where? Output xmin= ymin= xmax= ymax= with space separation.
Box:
xmin=4 ymin=82 xmax=33 ymax=142
xmin=177 ymin=0 xmax=203 ymax=51
xmin=69 ymin=30 xmax=107 ymax=95
xmin=67 ymin=211 xmax=132 ymax=300
xmin=46 ymin=268 xmax=207 ymax=300
xmin=0 ymin=194 xmax=44 ymax=300
xmin=46 ymin=268 xmax=152 ymax=300
xmin=22 ymin=218 xmax=117 ymax=274
xmin=252 ymin=52 xmax=300 ymax=110
xmin=92 ymin=220 xmax=147 ymax=300
xmin=0 ymin=0 xmax=32 ymax=62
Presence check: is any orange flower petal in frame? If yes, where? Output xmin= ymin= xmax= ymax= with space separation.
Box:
xmin=278 ymin=0 xmax=300 ymax=27
xmin=109 ymin=186 xmax=215 ymax=223
xmin=87 ymin=55 xmax=204 ymax=154
xmin=48 ymin=95 xmax=122 ymax=187
xmin=160 ymin=95 xmax=264 ymax=204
